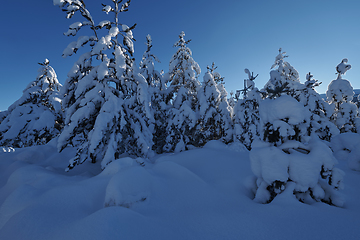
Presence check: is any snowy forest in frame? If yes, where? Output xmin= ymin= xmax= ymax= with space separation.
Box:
xmin=1 ymin=1 xmax=360 ymax=239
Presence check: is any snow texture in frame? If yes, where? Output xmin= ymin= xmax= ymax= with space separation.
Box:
xmin=331 ymin=133 xmax=360 ymax=171
xmin=0 ymin=140 xmax=358 ymax=240
xmin=250 ymin=136 xmax=344 ymax=205
xmin=327 ymin=77 xmax=354 ymax=103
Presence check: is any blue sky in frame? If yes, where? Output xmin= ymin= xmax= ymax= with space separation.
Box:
xmin=1 ymin=0 xmax=360 ymax=111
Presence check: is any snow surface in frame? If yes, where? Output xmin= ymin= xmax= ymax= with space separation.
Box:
xmin=0 ymin=140 xmax=360 ymax=240
xmin=331 ymin=133 xmax=360 ymax=171
xmin=327 ymin=76 xmax=354 ymax=103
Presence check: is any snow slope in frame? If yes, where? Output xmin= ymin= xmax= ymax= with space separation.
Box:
xmin=0 ymin=140 xmax=359 ymax=240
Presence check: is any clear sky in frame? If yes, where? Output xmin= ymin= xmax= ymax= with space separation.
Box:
xmin=1 ymin=0 xmax=360 ymax=111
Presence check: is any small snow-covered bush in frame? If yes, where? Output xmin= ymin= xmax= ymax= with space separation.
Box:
xmin=103 ymin=159 xmax=151 ymax=208
xmin=251 ymin=138 xmax=344 ymax=206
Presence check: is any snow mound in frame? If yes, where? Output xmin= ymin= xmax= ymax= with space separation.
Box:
xmin=331 ymin=133 xmax=360 ymax=171
xmin=104 ymin=166 xmax=151 ymax=208
xmin=0 ymin=141 xmax=359 ymax=240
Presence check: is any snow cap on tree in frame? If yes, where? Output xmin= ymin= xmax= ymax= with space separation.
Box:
xmin=207 ymin=62 xmax=225 ymax=85
xmin=336 ymin=58 xmax=351 ymax=76
xmin=327 ymin=59 xmax=354 ymax=103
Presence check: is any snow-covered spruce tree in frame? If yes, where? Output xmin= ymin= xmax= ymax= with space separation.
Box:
xmin=212 ymin=65 xmax=233 ymax=144
xmin=217 ymin=97 xmax=233 ymax=144
xmin=0 ymin=59 xmax=63 ymax=147
xmin=139 ymin=34 xmax=162 ymax=87
xmin=163 ymin=31 xmax=201 ymax=152
xmin=210 ymin=64 xmax=228 ymax=108
xmin=299 ymin=72 xmax=339 ymax=141
xmin=54 ymin=0 xmax=107 ymax=150
xmin=207 ymin=62 xmax=233 ymax=143
xmin=54 ymin=0 xmax=154 ymax=170
xmin=233 ymin=69 xmax=261 ymax=150
xmin=250 ymin=50 xmax=344 ymax=206
xmin=196 ymin=71 xmax=233 ymax=145
xmin=262 ymin=48 xmax=300 ymax=99
xmin=139 ymin=35 xmax=168 ymax=154
xmin=216 ymin=85 xmax=234 ymax=145
xmin=263 ymin=49 xmax=338 ymax=140
xmin=326 ymin=59 xmax=358 ymax=133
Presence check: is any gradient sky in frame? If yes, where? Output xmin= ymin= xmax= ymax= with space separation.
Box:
xmin=1 ymin=0 xmax=360 ymax=111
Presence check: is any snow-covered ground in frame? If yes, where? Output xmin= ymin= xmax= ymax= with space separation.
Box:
xmin=0 ymin=140 xmax=359 ymax=240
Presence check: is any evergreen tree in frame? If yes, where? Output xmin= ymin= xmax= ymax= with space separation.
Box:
xmin=326 ymin=59 xmax=358 ymax=133
xmin=233 ymin=69 xmax=261 ymax=150
xmin=54 ymin=0 xmax=153 ymax=170
xmin=250 ymin=50 xmax=344 ymax=206
xmin=207 ymin=62 xmax=225 ymax=85
xmin=139 ymin=34 xmax=162 ymax=86
xmin=163 ymin=31 xmax=201 ymax=152
xmin=196 ymin=71 xmax=227 ymax=145
xmin=300 ymin=73 xmax=339 ymax=141
xmin=0 ymin=59 xmax=63 ymax=147
xmin=263 ymin=48 xmax=300 ymax=99
xmin=262 ymin=49 xmax=338 ymax=140
xmin=214 ymin=69 xmax=233 ymax=144
xmin=139 ymin=35 xmax=168 ymax=154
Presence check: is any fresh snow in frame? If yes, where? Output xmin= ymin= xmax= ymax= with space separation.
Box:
xmin=0 ymin=140 xmax=359 ymax=240
xmin=331 ymin=133 xmax=360 ymax=171
xmin=2 ymin=3 xmax=359 ymax=238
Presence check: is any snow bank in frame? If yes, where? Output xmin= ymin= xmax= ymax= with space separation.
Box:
xmin=0 ymin=140 xmax=359 ymax=240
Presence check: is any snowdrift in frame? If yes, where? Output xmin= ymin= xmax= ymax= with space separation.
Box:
xmin=0 ymin=140 xmax=360 ymax=240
